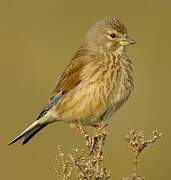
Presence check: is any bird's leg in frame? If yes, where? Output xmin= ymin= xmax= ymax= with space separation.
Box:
xmin=92 ymin=122 xmax=108 ymax=132
xmin=70 ymin=123 xmax=93 ymax=138
xmin=81 ymin=122 xmax=108 ymax=154
xmin=69 ymin=123 xmax=83 ymax=133
xmin=70 ymin=123 xmax=98 ymax=153
xmin=84 ymin=122 xmax=108 ymax=154
xmin=70 ymin=122 xmax=108 ymax=154
xmin=82 ymin=130 xmax=97 ymax=154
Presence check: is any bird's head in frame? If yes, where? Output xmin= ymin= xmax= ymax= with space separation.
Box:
xmin=85 ymin=17 xmax=136 ymax=52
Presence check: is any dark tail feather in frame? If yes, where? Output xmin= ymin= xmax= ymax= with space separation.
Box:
xmin=9 ymin=121 xmax=48 ymax=145
xmin=22 ymin=124 xmax=47 ymax=144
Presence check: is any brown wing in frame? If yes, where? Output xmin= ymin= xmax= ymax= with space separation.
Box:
xmin=52 ymin=59 xmax=85 ymax=95
xmin=37 ymin=59 xmax=87 ymax=120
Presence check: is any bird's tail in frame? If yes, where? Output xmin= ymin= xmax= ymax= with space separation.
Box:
xmin=9 ymin=120 xmax=48 ymax=145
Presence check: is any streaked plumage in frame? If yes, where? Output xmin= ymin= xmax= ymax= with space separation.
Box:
xmin=9 ymin=17 xmax=135 ymax=145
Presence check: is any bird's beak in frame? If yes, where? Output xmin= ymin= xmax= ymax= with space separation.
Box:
xmin=120 ymin=34 xmax=136 ymax=46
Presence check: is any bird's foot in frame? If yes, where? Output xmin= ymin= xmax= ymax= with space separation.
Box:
xmin=92 ymin=122 xmax=108 ymax=132
xmin=81 ymin=130 xmax=98 ymax=155
xmin=70 ymin=122 xmax=108 ymax=155
xmin=82 ymin=123 xmax=108 ymax=155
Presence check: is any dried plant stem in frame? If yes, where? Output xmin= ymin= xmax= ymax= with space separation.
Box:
xmin=55 ymin=146 xmax=72 ymax=180
xmin=54 ymin=127 xmax=162 ymax=180
xmin=55 ymin=124 xmax=110 ymax=180
xmin=123 ymin=129 xmax=163 ymax=180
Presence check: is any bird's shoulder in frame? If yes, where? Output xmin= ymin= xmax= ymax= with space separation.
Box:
xmin=37 ymin=48 xmax=90 ymax=120
xmin=52 ymin=46 xmax=92 ymax=96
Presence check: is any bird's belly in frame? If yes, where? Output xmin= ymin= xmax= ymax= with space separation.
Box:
xmin=55 ymin=82 xmax=114 ymax=125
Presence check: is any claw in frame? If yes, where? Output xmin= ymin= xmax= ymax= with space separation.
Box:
xmin=70 ymin=122 xmax=108 ymax=155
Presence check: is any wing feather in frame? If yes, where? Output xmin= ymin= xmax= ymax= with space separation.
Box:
xmin=37 ymin=59 xmax=87 ymax=119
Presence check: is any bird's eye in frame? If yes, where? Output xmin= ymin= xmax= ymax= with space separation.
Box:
xmin=110 ymin=33 xmax=116 ymax=38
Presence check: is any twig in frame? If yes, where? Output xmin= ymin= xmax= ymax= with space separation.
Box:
xmin=55 ymin=125 xmax=111 ymax=180
xmin=123 ymin=129 xmax=163 ymax=180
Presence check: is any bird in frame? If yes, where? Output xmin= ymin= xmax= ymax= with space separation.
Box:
xmin=9 ymin=17 xmax=135 ymax=145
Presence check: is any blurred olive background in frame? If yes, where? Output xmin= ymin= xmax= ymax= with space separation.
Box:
xmin=0 ymin=0 xmax=170 ymax=179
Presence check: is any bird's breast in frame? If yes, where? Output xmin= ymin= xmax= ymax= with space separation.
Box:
xmin=113 ymin=54 xmax=133 ymax=111
xmin=55 ymin=55 xmax=133 ymax=125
